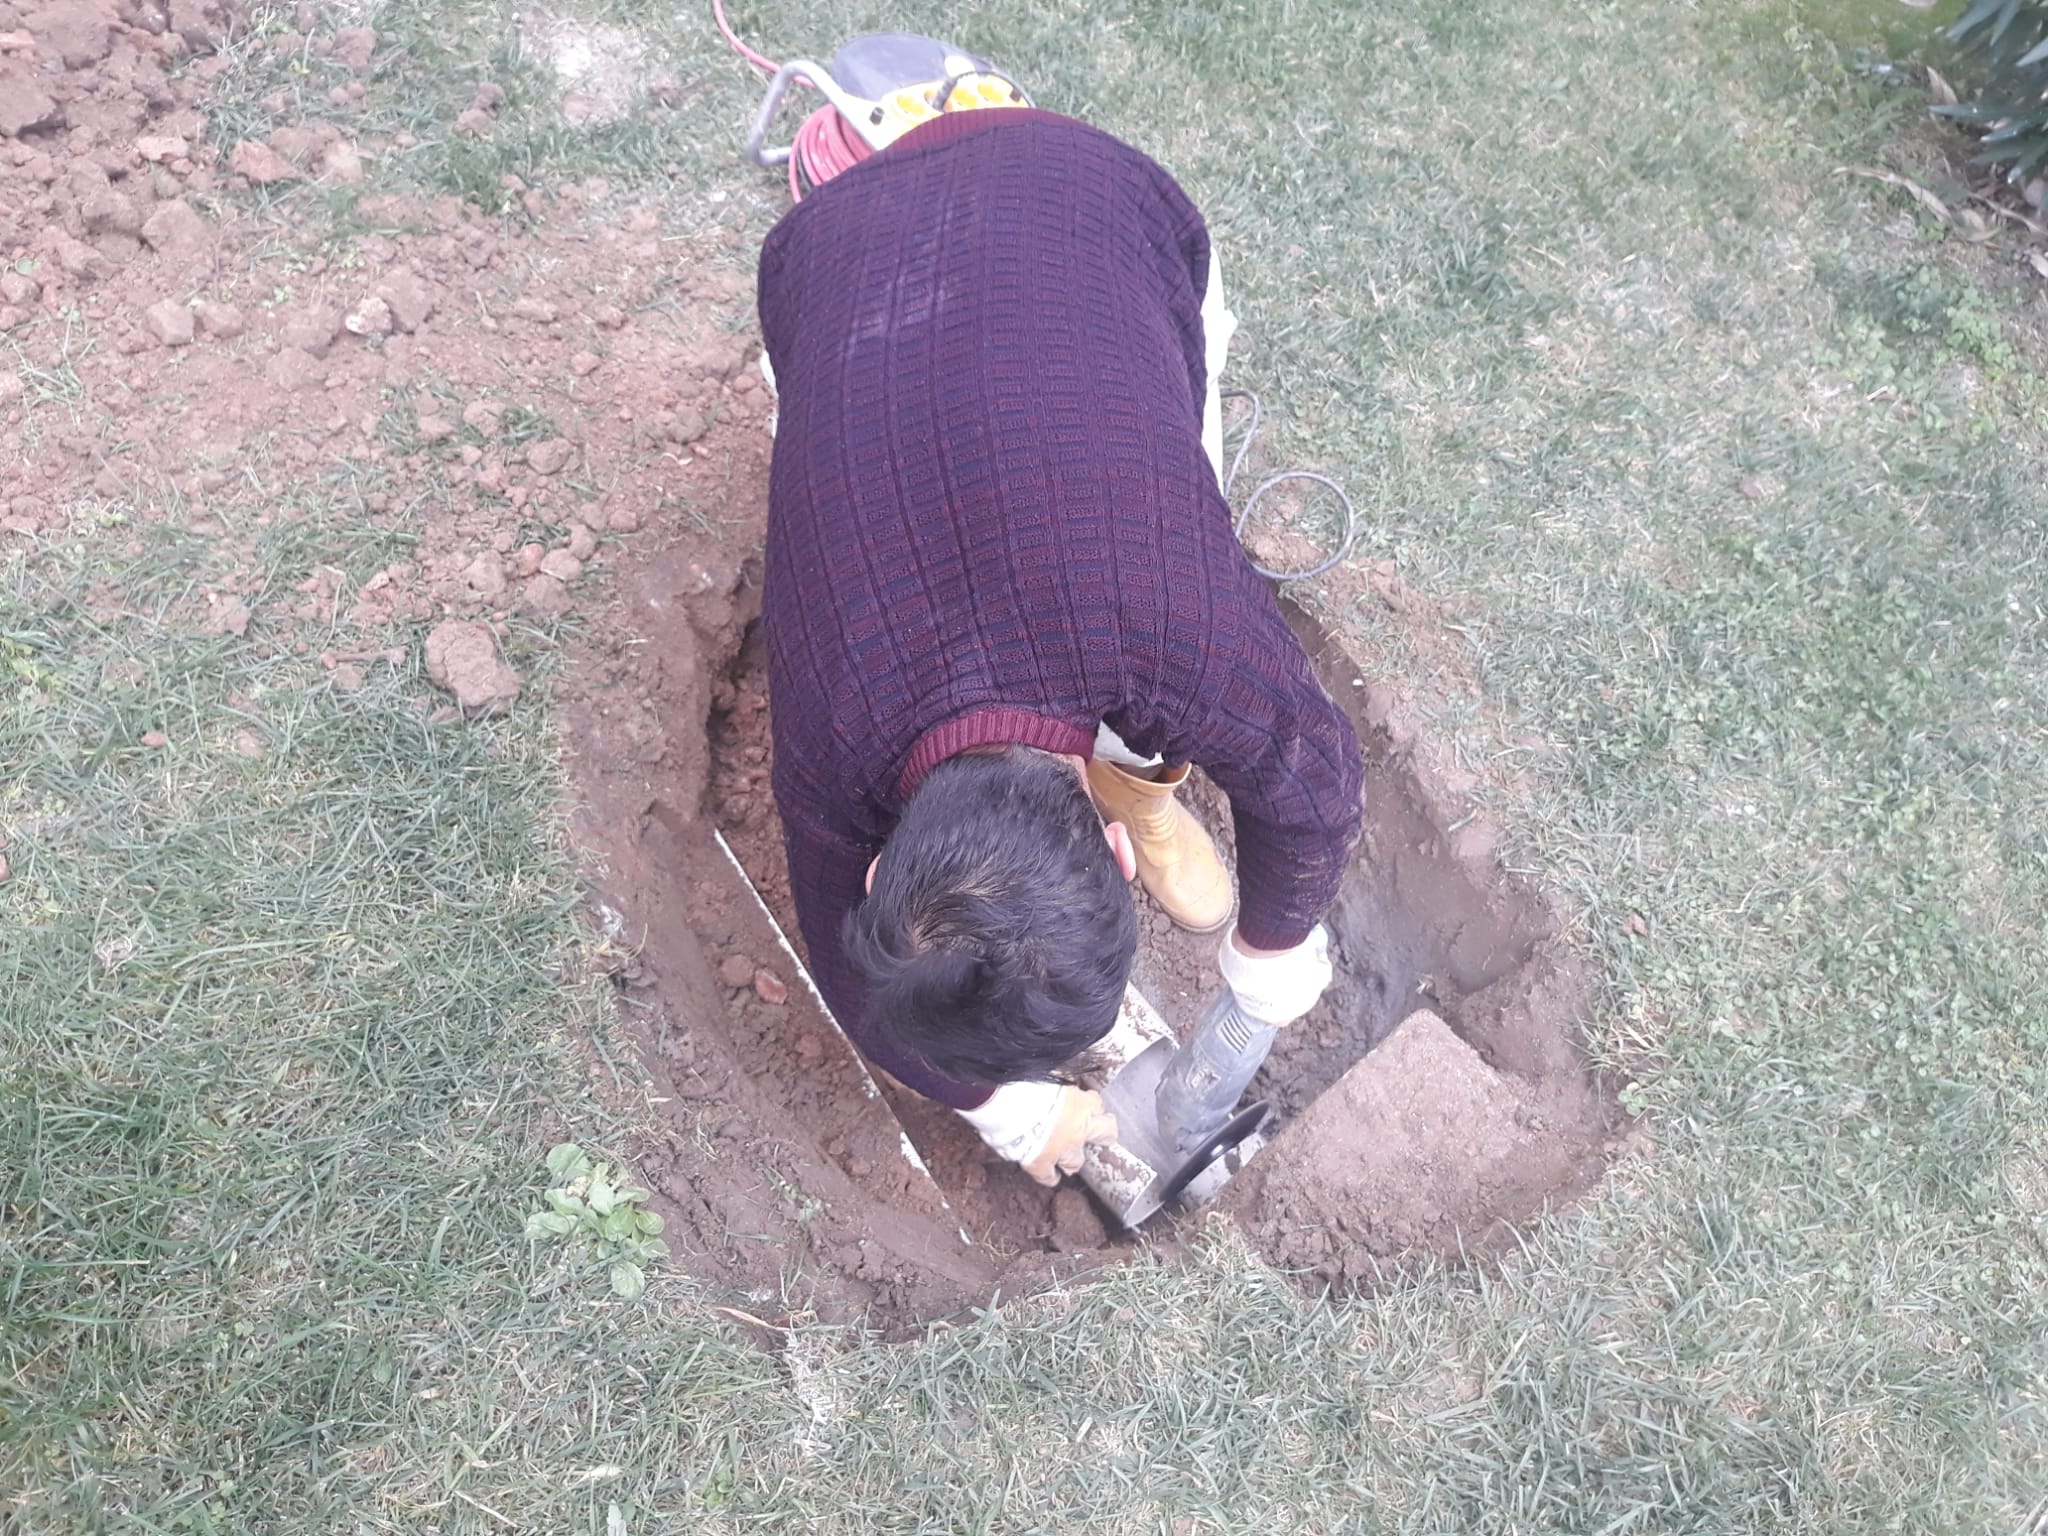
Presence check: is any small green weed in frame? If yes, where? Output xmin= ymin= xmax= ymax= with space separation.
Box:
xmin=497 ymin=402 xmax=558 ymax=447
xmin=1813 ymin=255 xmax=2035 ymax=432
xmin=526 ymin=1142 xmax=667 ymax=1299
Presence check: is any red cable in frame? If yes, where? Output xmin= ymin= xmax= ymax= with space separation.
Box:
xmin=712 ymin=0 xmax=871 ymax=201
xmin=710 ymin=0 xmax=777 ymax=74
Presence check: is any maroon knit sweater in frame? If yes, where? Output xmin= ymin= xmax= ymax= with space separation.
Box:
xmin=756 ymin=111 xmax=1363 ymax=1109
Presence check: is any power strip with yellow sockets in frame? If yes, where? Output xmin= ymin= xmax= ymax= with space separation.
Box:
xmin=859 ymin=70 xmax=1030 ymax=150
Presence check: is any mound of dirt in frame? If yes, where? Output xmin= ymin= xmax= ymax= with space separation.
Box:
xmin=1214 ymin=1009 xmax=1595 ymax=1287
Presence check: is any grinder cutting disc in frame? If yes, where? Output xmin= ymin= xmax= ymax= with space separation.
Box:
xmin=1118 ymin=1099 xmax=1270 ymax=1227
xmin=1079 ymin=991 xmax=1273 ymax=1229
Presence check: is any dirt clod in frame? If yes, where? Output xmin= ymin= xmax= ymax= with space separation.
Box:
xmin=423 ymin=619 xmax=520 ymax=715
xmin=229 ymin=139 xmax=297 ymax=184
xmin=192 ymin=298 xmax=242 ymax=339
xmin=0 ymin=67 xmax=62 ymax=136
xmin=462 ymin=553 xmax=507 ymax=597
xmin=265 ymin=346 xmax=322 ymax=392
xmin=344 ymin=295 xmax=391 ymax=336
xmin=281 ymin=305 xmax=339 ymax=357
xmin=140 ymin=729 xmax=168 ymax=748
xmin=167 ymin=0 xmax=241 ymax=52
xmin=717 ymin=954 xmax=754 ymax=989
xmin=525 ymin=438 xmax=573 ymax=475
xmin=521 ymin=573 xmax=570 ymax=615
xmin=27 ymin=1 xmax=111 ymax=69
xmin=140 ymin=199 xmax=210 ymax=259
xmin=331 ymin=24 xmax=374 ymax=73
xmin=372 ymin=266 xmax=433 ymax=332
xmin=752 ymin=969 xmax=787 ymax=1005
xmin=319 ymin=140 xmax=363 ymax=183
xmin=142 ymin=298 xmax=193 ymax=347
xmin=84 ymin=190 xmax=143 ymax=237
xmin=53 ymin=237 xmax=107 ymax=282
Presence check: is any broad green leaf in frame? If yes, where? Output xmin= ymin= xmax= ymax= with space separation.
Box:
xmin=545 ymin=1143 xmax=589 ymax=1178
xmin=587 ymin=1174 xmax=617 ymax=1216
xmin=635 ymin=1210 xmax=664 ymax=1236
xmin=609 ymin=1261 xmax=645 ymax=1300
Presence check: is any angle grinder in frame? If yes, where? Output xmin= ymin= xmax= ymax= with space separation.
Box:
xmin=1077 ymin=984 xmax=1280 ymax=1228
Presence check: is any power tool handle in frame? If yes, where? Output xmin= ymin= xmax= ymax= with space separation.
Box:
xmin=1154 ymin=989 xmax=1279 ymax=1158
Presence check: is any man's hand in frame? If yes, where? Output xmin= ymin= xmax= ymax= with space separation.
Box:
xmin=1218 ymin=922 xmax=1333 ymax=1026
xmin=959 ymin=1082 xmax=1119 ymax=1187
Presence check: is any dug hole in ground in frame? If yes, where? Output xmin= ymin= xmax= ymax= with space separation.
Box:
xmin=0 ymin=4 xmax=1617 ymax=1331
xmin=569 ymin=398 xmax=1623 ymax=1335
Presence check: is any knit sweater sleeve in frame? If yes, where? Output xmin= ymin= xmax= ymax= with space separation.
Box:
xmin=774 ymin=775 xmax=993 ymax=1112
xmin=1141 ymin=599 xmax=1364 ymax=951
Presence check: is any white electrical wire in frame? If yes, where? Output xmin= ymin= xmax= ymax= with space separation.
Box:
xmin=1221 ymin=389 xmax=1360 ymax=582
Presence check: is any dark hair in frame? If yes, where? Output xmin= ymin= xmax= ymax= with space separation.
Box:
xmin=843 ymin=748 xmax=1137 ymax=1086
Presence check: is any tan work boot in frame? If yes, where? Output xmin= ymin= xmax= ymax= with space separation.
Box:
xmin=1085 ymin=760 xmax=1234 ymax=934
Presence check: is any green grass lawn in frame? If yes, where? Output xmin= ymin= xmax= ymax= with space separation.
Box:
xmin=5 ymin=0 xmax=2045 ymax=1530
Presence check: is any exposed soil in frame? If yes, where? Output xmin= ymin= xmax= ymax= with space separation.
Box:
xmin=690 ymin=602 xmax=1615 ymax=1307
xmin=1216 ymin=1006 xmax=1601 ymax=1287
xmin=2 ymin=1 xmax=763 ymax=641
xmin=565 ymin=539 xmax=1127 ymax=1334
xmin=697 ymin=623 xmax=1141 ymax=1268
xmin=7 ymin=7 xmax=1618 ymax=1333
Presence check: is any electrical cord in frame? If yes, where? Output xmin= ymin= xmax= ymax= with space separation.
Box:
xmin=712 ymin=0 xmax=872 ymax=199
xmin=1221 ymin=390 xmax=1359 ymax=582
xmin=713 ymin=3 xmax=1358 ymax=582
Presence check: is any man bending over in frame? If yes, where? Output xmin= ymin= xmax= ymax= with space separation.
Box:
xmin=757 ymin=106 xmax=1364 ymax=1187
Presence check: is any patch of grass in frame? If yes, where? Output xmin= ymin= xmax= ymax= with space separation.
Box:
xmin=496 ymin=403 xmax=559 ymax=447
xmin=6 ymin=312 xmax=94 ymax=412
xmin=0 ymin=517 xmax=775 ymax=1530
xmin=195 ymin=0 xmax=752 ymax=233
